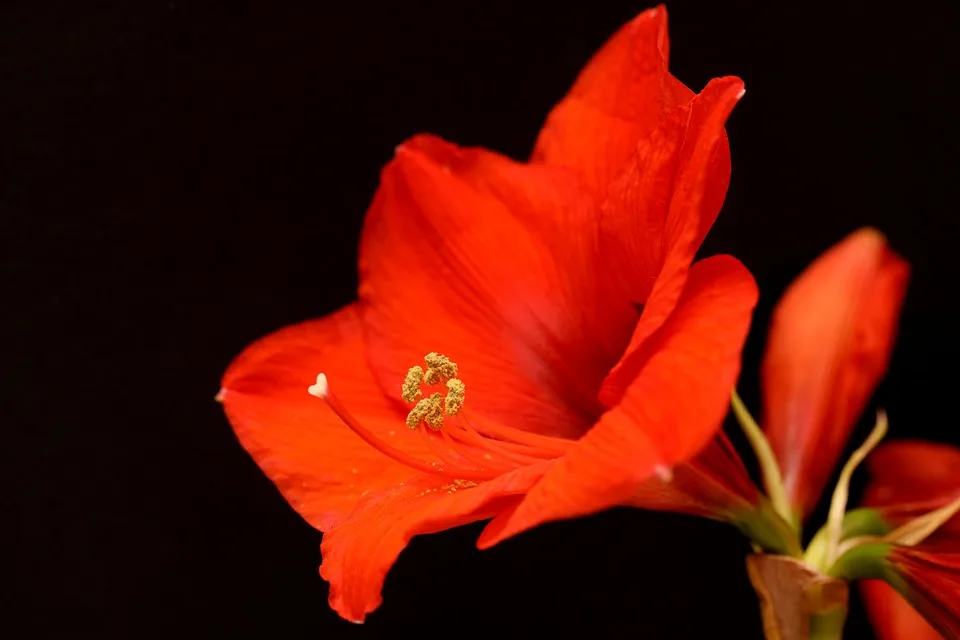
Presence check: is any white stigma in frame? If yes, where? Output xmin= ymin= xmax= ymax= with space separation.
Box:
xmin=308 ymin=373 xmax=329 ymax=399
xmin=654 ymin=464 xmax=673 ymax=483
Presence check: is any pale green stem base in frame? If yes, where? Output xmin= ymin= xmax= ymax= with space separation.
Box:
xmin=809 ymin=608 xmax=848 ymax=640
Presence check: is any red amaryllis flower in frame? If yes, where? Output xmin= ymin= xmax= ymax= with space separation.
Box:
xmin=858 ymin=442 xmax=960 ymax=639
xmin=860 ymin=578 xmax=943 ymax=640
xmin=858 ymin=546 xmax=960 ymax=640
xmin=219 ymin=6 xmax=757 ymax=623
xmin=863 ymin=441 xmax=960 ymax=536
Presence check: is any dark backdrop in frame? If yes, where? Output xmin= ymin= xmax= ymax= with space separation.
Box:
xmin=7 ymin=0 xmax=957 ymax=637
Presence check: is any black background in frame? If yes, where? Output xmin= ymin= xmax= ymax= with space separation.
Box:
xmin=7 ymin=0 xmax=958 ymax=637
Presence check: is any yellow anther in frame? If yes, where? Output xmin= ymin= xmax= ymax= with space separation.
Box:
xmin=445 ymin=378 xmax=465 ymax=416
xmin=424 ymin=352 xmax=458 ymax=385
xmin=405 ymin=399 xmax=429 ymax=429
xmin=400 ymin=354 xmax=466 ymax=430
xmin=406 ymin=393 xmax=444 ymax=430
xmin=401 ymin=366 xmax=424 ymax=403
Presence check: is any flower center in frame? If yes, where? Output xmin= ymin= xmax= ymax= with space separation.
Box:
xmin=308 ymin=352 xmax=572 ymax=482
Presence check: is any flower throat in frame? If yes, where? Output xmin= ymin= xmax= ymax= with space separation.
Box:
xmin=308 ymin=352 xmax=572 ymax=482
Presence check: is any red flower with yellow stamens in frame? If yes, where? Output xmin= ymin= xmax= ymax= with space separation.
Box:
xmin=219 ymin=5 xmax=758 ymax=623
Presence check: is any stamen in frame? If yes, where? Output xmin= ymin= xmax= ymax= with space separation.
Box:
xmin=439 ymin=429 xmax=517 ymax=474
xmin=463 ymin=412 xmax=573 ymax=456
xmin=731 ymin=389 xmax=793 ymax=529
xmin=883 ymin=494 xmax=960 ymax=547
xmin=419 ymin=425 xmax=482 ymax=471
xmin=407 ymin=393 xmax=444 ymax=430
xmin=310 ymin=373 xmax=493 ymax=481
xmin=401 ymin=366 xmax=425 ymax=402
xmin=309 ymin=351 xmax=573 ymax=486
xmin=456 ymin=416 xmax=560 ymax=459
xmin=825 ymin=409 xmax=888 ymax=566
xmin=445 ymin=378 xmax=465 ymax=416
xmin=445 ymin=422 xmax=548 ymax=466
xmin=424 ymin=352 xmax=458 ymax=385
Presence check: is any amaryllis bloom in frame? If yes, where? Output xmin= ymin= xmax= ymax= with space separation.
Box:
xmin=219 ymin=6 xmax=758 ymax=623
xmin=865 ymin=546 xmax=960 ymax=639
xmin=858 ymin=442 xmax=960 ymax=639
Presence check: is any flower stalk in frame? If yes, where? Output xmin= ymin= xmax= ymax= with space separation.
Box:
xmin=731 ymin=390 xmax=795 ymax=530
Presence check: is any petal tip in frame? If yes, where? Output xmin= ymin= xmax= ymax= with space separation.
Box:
xmin=645 ymin=4 xmax=667 ymax=20
xmin=854 ymin=225 xmax=888 ymax=246
xmin=634 ymin=4 xmax=667 ymax=24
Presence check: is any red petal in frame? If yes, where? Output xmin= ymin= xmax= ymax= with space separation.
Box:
xmin=531 ymin=5 xmax=695 ymax=195
xmin=861 ymin=580 xmax=943 ymax=640
xmin=627 ymin=432 xmax=762 ymax=519
xmin=358 ymin=134 xmax=637 ymax=440
xmin=762 ymin=228 xmax=910 ymax=517
xmin=864 ymin=441 xmax=960 ymax=535
xmin=319 ymin=464 xmax=549 ymax=622
xmin=478 ymin=255 xmax=758 ymax=545
xmin=219 ymin=304 xmax=431 ymax=531
xmin=598 ymin=76 xmax=745 ymax=406
xmin=888 ymin=547 xmax=960 ymax=638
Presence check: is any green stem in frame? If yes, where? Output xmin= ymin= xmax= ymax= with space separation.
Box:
xmin=809 ymin=607 xmax=848 ymax=640
xmin=804 ymin=508 xmax=892 ymax=572
xmin=730 ymin=390 xmax=795 ymax=529
xmin=827 ymin=542 xmax=891 ymax=581
xmin=822 ymin=411 xmax=887 ymax=568
xmin=732 ymin=500 xmax=803 ymax=557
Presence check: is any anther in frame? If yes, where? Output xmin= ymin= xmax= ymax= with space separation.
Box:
xmin=407 ymin=393 xmax=444 ymax=430
xmin=424 ymin=352 xmax=458 ymax=385
xmin=401 ymin=366 xmax=424 ymax=402
xmin=309 ymin=356 xmax=571 ymax=485
xmin=445 ymin=378 xmax=465 ymax=416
